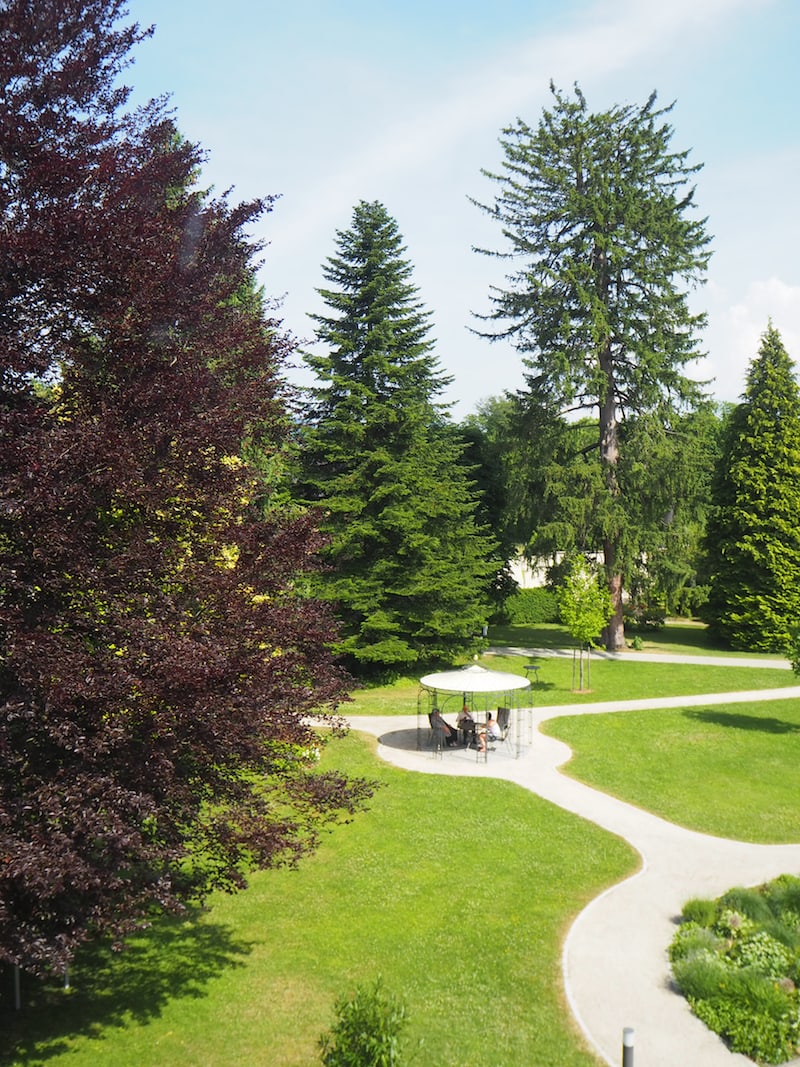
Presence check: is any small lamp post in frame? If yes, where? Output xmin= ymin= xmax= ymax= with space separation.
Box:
xmin=622 ymin=1026 xmax=634 ymax=1066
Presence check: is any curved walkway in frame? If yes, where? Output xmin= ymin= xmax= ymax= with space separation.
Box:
xmin=347 ymin=668 xmax=800 ymax=1067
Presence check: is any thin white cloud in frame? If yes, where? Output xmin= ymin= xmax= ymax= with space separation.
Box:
xmin=697 ymin=277 xmax=800 ymax=401
xmin=266 ymin=0 xmax=767 ymax=252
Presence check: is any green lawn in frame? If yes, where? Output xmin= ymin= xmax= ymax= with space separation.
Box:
xmin=544 ymin=697 xmax=800 ymax=843
xmin=346 ymin=651 xmax=794 ymax=717
xmin=5 ymin=620 xmax=799 ymax=1065
xmin=2 ymin=732 xmax=635 ymax=1066
xmin=488 ymin=619 xmax=789 ymax=658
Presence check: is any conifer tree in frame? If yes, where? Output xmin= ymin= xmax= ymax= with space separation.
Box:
xmin=298 ymin=201 xmax=496 ymax=673
xmin=474 ymin=83 xmax=711 ymax=648
xmin=705 ymin=324 xmax=800 ymax=651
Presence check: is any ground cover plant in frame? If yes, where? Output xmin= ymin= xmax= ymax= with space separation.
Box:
xmin=670 ymin=876 xmax=800 ymax=1064
xmin=542 ymin=698 xmax=800 ymax=842
xmin=1 ymin=732 xmax=635 ymax=1066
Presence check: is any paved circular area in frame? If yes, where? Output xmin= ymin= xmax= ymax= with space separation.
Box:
xmin=348 ymin=671 xmax=800 ymax=1067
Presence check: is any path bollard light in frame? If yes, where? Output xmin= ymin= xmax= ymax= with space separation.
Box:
xmin=622 ymin=1026 xmax=635 ymax=1066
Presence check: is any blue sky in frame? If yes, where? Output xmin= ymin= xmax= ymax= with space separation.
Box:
xmin=125 ymin=0 xmax=800 ymax=417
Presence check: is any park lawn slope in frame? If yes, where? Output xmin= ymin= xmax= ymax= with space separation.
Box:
xmin=3 ymin=731 xmax=635 ymax=1067
xmin=543 ymin=697 xmax=800 ymax=843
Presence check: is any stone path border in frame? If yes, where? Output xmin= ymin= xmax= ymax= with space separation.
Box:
xmin=347 ymin=662 xmax=800 ymax=1067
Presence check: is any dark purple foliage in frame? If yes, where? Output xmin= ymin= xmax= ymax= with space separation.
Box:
xmin=0 ymin=0 xmax=372 ymax=976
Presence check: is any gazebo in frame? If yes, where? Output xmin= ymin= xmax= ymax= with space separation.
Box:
xmin=417 ymin=663 xmax=532 ymax=760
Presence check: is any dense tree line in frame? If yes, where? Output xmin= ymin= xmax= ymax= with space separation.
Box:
xmin=459 ymin=394 xmax=723 ymax=624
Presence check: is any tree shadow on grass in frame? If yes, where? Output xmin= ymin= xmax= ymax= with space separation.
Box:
xmin=0 ymin=906 xmax=253 ymax=1063
xmin=685 ymin=708 xmax=800 ymax=734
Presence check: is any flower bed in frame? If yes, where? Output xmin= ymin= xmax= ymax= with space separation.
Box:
xmin=670 ymin=876 xmax=800 ymax=1064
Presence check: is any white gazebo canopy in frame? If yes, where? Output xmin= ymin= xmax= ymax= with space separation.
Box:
xmin=417 ymin=664 xmax=532 ymax=759
xmin=419 ymin=663 xmax=530 ymax=694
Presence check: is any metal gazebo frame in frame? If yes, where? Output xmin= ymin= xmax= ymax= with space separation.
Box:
xmin=416 ymin=664 xmax=532 ymax=761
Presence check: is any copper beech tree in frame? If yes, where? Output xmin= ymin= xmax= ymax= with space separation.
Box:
xmin=0 ymin=0 xmax=372 ymax=977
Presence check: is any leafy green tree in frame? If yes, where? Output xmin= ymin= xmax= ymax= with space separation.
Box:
xmin=622 ymin=403 xmax=723 ymax=618
xmin=458 ymin=397 xmax=517 ymax=558
xmin=558 ymin=556 xmax=613 ymax=689
xmin=0 ymin=0 xmax=372 ymax=978
xmin=297 ymin=200 xmax=496 ymax=674
xmin=474 ymin=83 xmax=711 ymax=648
xmin=704 ymin=324 xmax=800 ymax=651
xmin=457 ymin=396 xmax=528 ymax=615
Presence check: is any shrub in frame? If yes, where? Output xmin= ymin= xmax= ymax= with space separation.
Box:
xmin=672 ymin=953 xmax=730 ymax=1001
xmin=720 ymin=887 xmax=775 ymax=924
xmin=732 ymin=931 xmax=793 ymax=979
xmin=691 ymin=995 xmax=800 ymax=1065
xmin=682 ymin=897 xmax=718 ymax=927
xmin=622 ymin=604 xmax=666 ymax=631
xmin=678 ymin=961 xmax=799 ymax=1063
xmin=765 ymin=876 xmax=800 ymax=927
xmin=319 ymin=977 xmax=409 ymax=1067
xmin=505 ymin=587 xmax=559 ymax=625
xmin=714 ymin=908 xmax=755 ymax=941
xmin=672 ymin=876 xmax=800 ymax=1065
xmin=762 ymin=917 xmax=800 ymax=953
xmin=669 ymin=922 xmax=723 ymax=963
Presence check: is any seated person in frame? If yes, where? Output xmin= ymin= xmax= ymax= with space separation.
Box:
xmin=430 ymin=708 xmax=459 ymax=747
xmin=456 ymin=704 xmax=475 ymax=742
xmin=478 ymin=713 xmax=503 ymax=752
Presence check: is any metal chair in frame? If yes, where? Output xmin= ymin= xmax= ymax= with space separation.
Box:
xmin=428 ymin=712 xmax=447 ymax=758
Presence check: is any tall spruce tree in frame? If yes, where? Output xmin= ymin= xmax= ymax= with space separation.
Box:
xmin=705 ymin=324 xmax=800 ymax=651
xmin=298 ymin=200 xmax=496 ymax=674
xmin=0 ymin=0 xmax=372 ymax=977
xmin=474 ymin=83 xmax=711 ymax=648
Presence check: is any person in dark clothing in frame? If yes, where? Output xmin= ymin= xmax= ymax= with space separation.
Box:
xmin=430 ymin=708 xmax=459 ymax=747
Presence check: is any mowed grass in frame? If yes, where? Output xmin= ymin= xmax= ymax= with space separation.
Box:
xmin=488 ymin=620 xmax=751 ymax=657
xmin=544 ymin=698 xmax=800 ymax=843
xmin=2 ymin=732 xmax=635 ymax=1067
xmin=4 ymin=620 xmax=796 ymax=1065
xmin=346 ymin=651 xmax=794 ymax=717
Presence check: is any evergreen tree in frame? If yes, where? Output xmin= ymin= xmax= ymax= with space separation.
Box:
xmin=474 ymin=83 xmax=711 ymax=648
xmin=298 ymin=201 xmax=496 ymax=673
xmin=621 ymin=403 xmax=722 ymax=619
xmin=705 ymin=324 xmax=800 ymax=651
xmin=457 ymin=397 xmax=524 ymax=615
xmin=0 ymin=0 xmax=371 ymax=977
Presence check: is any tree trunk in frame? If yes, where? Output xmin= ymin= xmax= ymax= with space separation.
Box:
xmin=599 ymin=344 xmax=625 ymax=651
xmin=604 ymin=565 xmax=625 ymax=651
